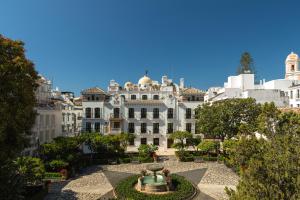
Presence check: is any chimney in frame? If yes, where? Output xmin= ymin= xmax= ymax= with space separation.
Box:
xmin=180 ymin=78 xmax=185 ymax=88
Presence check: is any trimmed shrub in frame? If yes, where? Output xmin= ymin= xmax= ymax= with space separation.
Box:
xmin=138 ymin=156 xmax=154 ymax=163
xmin=120 ymin=157 xmax=131 ymax=163
xmin=115 ymin=174 xmax=195 ymax=200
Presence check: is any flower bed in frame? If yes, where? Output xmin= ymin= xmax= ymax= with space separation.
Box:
xmin=115 ymin=174 xmax=196 ymax=200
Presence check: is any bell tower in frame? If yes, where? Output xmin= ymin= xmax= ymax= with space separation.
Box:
xmin=285 ymin=52 xmax=300 ymax=80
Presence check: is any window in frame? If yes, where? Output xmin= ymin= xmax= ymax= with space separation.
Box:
xmin=128 ymin=123 xmax=135 ymax=133
xmin=114 ymin=108 xmax=120 ymax=118
xmin=113 ymin=122 xmax=120 ymax=128
xmin=92 ymin=95 xmax=95 ymax=101
xmin=186 ymin=123 xmax=192 ymax=133
xmin=121 ymin=95 xmax=125 ymax=100
xmin=62 ymin=113 xmax=65 ymax=122
xmin=128 ymin=108 xmax=135 ymax=118
xmin=290 ymin=91 xmax=294 ymax=99
xmin=153 ymin=123 xmax=159 ymax=133
xmin=153 ymin=138 xmax=159 ymax=146
xmin=131 ymin=95 xmax=136 ymax=100
xmin=95 ymin=122 xmax=100 ymax=132
xmin=95 ymin=108 xmax=100 ymax=118
xmin=153 ymin=108 xmax=159 ymax=119
xmin=141 ymin=138 xmax=147 ymax=145
xmin=291 ymin=65 xmax=295 ymax=71
xmin=129 ymin=137 xmax=134 ymax=146
xmin=86 ymin=122 xmax=91 ymax=132
xmin=297 ymin=89 xmax=300 ymax=99
xmin=142 ymin=95 xmax=148 ymax=100
xmin=167 ymin=123 xmax=173 ymax=133
xmin=167 ymin=108 xmax=173 ymax=119
xmin=298 ymin=104 xmax=300 ymax=108
xmin=141 ymin=108 xmax=147 ymax=118
xmin=153 ymin=95 xmax=159 ymax=100
xmin=86 ymin=108 xmax=91 ymax=118
xmin=141 ymin=123 xmax=147 ymax=133
xmin=186 ymin=108 xmax=192 ymax=119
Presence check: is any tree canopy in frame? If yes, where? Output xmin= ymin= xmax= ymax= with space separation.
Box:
xmin=195 ymin=98 xmax=261 ymax=140
xmin=0 ymin=35 xmax=38 ymax=199
xmin=0 ymin=35 xmax=38 ymax=163
xmin=237 ymin=52 xmax=255 ymax=75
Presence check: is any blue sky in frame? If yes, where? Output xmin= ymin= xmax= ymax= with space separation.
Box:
xmin=1 ymin=0 xmax=300 ymax=95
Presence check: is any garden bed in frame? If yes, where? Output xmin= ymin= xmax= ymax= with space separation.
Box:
xmin=114 ymin=174 xmax=196 ymax=200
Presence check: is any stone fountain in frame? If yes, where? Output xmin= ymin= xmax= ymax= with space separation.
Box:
xmin=137 ymin=163 xmax=170 ymax=193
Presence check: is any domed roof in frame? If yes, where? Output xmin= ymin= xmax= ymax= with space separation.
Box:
xmin=286 ymin=52 xmax=298 ymax=61
xmin=124 ymin=81 xmax=133 ymax=88
xmin=138 ymin=75 xmax=152 ymax=85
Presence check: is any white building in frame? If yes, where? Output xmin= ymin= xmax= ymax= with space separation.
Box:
xmin=205 ymin=52 xmax=300 ymax=107
xmin=81 ymin=74 xmax=205 ymax=149
xmin=23 ymin=76 xmax=83 ymax=155
xmin=288 ymin=84 xmax=300 ymax=108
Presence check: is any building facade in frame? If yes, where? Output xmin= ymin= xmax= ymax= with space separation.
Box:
xmin=82 ymin=75 xmax=205 ymax=149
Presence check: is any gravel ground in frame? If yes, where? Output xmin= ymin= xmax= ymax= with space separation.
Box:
xmin=45 ymin=158 xmax=239 ymax=200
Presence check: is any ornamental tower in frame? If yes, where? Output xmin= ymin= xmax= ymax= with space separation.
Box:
xmin=285 ymin=52 xmax=300 ymax=80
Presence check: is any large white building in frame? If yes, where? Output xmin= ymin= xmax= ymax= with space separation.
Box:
xmin=205 ymin=52 xmax=300 ymax=107
xmin=81 ymin=74 xmax=205 ymax=149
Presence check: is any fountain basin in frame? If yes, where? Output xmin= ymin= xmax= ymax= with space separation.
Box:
xmin=140 ymin=175 xmax=168 ymax=192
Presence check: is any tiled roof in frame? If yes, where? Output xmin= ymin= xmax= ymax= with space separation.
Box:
xmin=81 ymin=87 xmax=106 ymax=94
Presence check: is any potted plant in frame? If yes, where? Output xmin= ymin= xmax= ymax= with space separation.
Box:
xmin=140 ymin=169 xmax=147 ymax=176
xmin=162 ymin=168 xmax=170 ymax=177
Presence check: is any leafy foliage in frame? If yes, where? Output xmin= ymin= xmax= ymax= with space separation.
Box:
xmin=170 ymin=131 xmax=193 ymax=151
xmin=196 ymin=98 xmax=261 ymax=140
xmin=0 ymin=35 xmax=38 ymax=199
xmin=236 ymin=52 xmax=255 ymax=75
xmin=226 ymin=109 xmax=300 ymax=200
xmin=197 ymin=140 xmax=220 ymax=154
xmin=15 ymin=157 xmax=45 ymax=185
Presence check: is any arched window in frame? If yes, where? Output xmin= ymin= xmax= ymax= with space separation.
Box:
xmin=291 ymin=65 xmax=295 ymax=71
xmin=85 ymin=108 xmax=91 ymax=118
xmin=95 ymin=108 xmax=100 ymax=118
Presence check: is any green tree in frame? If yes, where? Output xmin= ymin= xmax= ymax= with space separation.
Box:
xmin=237 ymin=52 xmax=255 ymax=75
xmin=0 ymin=35 xmax=38 ymax=162
xmin=227 ymin=111 xmax=300 ymax=200
xmin=0 ymin=35 xmax=38 ymax=199
xmin=197 ymin=140 xmax=220 ymax=154
xmin=14 ymin=157 xmax=45 ymax=185
xmin=196 ymin=98 xmax=261 ymax=140
xmin=170 ymin=131 xmax=193 ymax=151
xmin=117 ymin=132 xmax=135 ymax=151
xmin=227 ymin=134 xmax=300 ymax=200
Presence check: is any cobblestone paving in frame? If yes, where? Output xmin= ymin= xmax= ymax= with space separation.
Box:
xmin=45 ymin=159 xmax=239 ymax=200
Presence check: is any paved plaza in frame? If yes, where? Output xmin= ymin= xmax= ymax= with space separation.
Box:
xmin=45 ymin=157 xmax=238 ymax=200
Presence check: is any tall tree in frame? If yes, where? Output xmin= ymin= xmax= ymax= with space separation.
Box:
xmin=0 ymin=35 xmax=38 ymax=162
xmin=0 ymin=35 xmax=38 ymax=199
xmin=237 ymin=52 xmax=255 ymax=75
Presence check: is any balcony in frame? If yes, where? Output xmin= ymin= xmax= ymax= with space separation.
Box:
xmin=109 ymin=113 xmax=123 ymax=121
xmin=110 ymin=128 xmax=122 ymax=134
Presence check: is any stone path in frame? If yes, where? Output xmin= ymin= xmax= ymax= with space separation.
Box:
xmin=44 ymin=158 xmax=239 ymax=200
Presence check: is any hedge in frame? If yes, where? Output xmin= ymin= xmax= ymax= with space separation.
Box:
xmin=115 ymin=174 xmax=195 ymax=200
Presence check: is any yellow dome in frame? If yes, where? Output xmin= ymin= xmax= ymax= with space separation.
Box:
xmin=286 ymin=52 xmax=298 ymax=61
xmin=138 ymin=75 xmax=152 ymax=85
